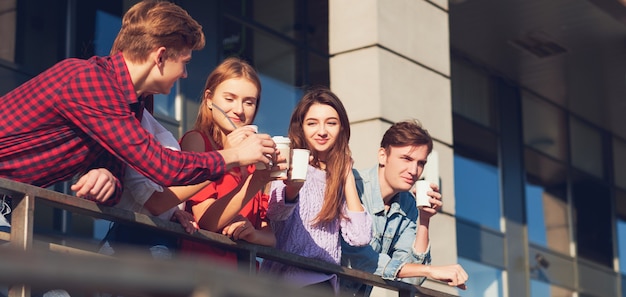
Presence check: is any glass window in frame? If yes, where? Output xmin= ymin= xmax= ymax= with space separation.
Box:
xmin=0 ymin=64 xmax=32 ymax=95
xmin=617 ymin=217 xmax=626 ymax=275
xmin=615 ymin=137 xmax=626 ymax=190
xmin=0 ymin=0 xmax=16 ymax=63
xmin=572 ymin=172 xmax=612 ymax=267
xmin=304 ymin=0 xmax=329 ymax=53
xmin=458 ymin=257 xmax=504 ymax=297
xmin=221 ymin=11 xmax=328 ymax=137
xmin=15 ymin=0 xmax=67 ymax=71
xmin=153 ymin=89 xmax=178 ymax=119
xmin=570 ymin=117 xmax=605 ymax=179
xmin=522 ymin=91 xmax=568 ymax=162
xmin=223 ymin=0 xmax=328 ymax=53
xmin=93 ymin=10 xmax=121 ymax=56
xmin=307 ymin=52 xmax=329 ymax=87
xmin=222 ymin=17 xmax=298 ymax=86
xmin=530 ymin=280 xmax=574 ymax=297
xmin=454 ymin=153 xmax=501 ymax=231
xmin=525 ymin=149 xmax=570 ymax=255
xmin=253 ymin=28 xmax=298 ymax=86
xmin=251 ymin=0 xmax=297 ymax=39
xmin=451 ymin=58 xmax=497 ymax=129
xmin=254 ymin=74 xmax=302 ymax=137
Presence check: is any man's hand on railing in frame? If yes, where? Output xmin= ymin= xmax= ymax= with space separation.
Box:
xmin=425 ymin=263 xmax=469 ymax=290
xmin=70 ymin=168 xmax=118 ymax=203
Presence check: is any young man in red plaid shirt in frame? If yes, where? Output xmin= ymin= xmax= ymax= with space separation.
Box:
xmin=0 ymin=0 xmax=277 ymax=206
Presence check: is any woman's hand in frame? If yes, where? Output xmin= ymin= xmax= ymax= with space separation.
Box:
xmin=172 ymin=209 xmax=199 ymax=234
xmin=222 ymin=215 xmax=255 ymax=241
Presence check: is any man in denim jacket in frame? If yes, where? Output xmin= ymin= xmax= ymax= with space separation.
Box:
xmin=341 ymin=120 xmax=468 ymax=296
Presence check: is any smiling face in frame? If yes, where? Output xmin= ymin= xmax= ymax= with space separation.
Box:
xmin=206 ymin=77 xmax=259 ymax=133
xmin=302 ymin=103 xmax=340 ymax=160
xmin=379 ymin=144 xmax=430 ymax=196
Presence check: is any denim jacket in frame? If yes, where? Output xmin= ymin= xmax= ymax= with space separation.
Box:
xmin=341 ymin=167 xmax=431 ymax=296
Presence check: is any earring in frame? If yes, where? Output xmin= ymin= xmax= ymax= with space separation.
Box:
xmin=207 ymin=104 xmax=212 ymax=110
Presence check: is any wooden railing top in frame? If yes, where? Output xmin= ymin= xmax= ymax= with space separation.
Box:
xmin=0 ymin=177 xmax=457 ymax=297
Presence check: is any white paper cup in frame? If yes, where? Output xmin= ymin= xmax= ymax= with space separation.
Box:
xmin=246 ymin=125 xmax=267 ymax=170
xmin=414 ymin=180 xmax=432 ymax=209
xmin=270 ymin=136 xmax=291 ymax=178
xmin=290 ymin=149 xmax=310 ymax=182
xmin=245 ymin=125 xmax=258 ymax=133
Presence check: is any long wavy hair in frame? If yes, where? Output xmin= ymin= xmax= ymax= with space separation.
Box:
xmin=193 ymin=57 xmax=261 ymax=149
xmin=288 ymin=86 xmax=352 ymax=225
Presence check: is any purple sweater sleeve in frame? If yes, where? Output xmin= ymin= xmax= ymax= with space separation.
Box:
xmin=266 ymin=180 xmax=298 ymax=221
xmin=341 ymin=207 xmax=372 ymax=246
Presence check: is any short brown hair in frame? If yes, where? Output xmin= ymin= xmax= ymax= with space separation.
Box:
xmin=381 ymin=120 xmax=433 ymax=154
xmin=110 ymin=0 xmax=205 ymax=62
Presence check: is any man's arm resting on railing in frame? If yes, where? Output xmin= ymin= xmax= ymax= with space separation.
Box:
xmin=397 ymin=263 xmax=468 ymax=290
xmin=71 ymin=168 xmax=121 ymax=204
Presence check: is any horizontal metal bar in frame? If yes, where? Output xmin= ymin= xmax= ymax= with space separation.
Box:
xmin=0 ymin=177 xmax=457 ymax=297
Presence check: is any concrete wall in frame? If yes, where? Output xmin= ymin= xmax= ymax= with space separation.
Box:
xmin=329 ymin=0 xmax=457 ymax=295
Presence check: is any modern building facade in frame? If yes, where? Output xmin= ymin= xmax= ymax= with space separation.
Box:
xmin=1 ymin=1 xmax=626 ymax=296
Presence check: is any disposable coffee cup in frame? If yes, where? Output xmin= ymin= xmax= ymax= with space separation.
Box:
xmin=270 ymin=136 xmax=291 ymax=178
xmin=290 ymin=149 xmax=310 ymax=182
xmin=414 ymin=180 xmax=432 ymax=209
xmin=246 ymin=125 xmax=267 ymax=170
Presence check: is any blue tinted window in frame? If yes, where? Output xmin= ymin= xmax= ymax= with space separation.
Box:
xmin=94 ymin=10 xmax=120 ymax=56
xmin=454 ymin=154 xmax=501 ymax=230
xmin=618 ymin=220 xmax=626 ymax=274
xmin=458 ymin=257 xmax=503 ymax=297
xmin=253 ymin=74 xmax=302 ymax=137
xmin=153 ymin=91 xmax=177 ymax=118
xmin=526 ymin=181 xmax=570 ymax=255
xmin=530 ymin=280 xmax=550 ymax=297
xmin=526 ymin=183 xmax=547 ymax=245
xmin=530 ymin=279 xmax=574 ymax=297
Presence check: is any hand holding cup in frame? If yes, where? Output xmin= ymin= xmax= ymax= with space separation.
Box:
xmin=224 ymin=125 xmax=258 ymax=149
xmin=413 ymin=180 xmax=443 ymax=219
xmin=290 ymin=149 xmax=310 ymax=182
xmin=269 ymin=136 xmax=291 ymax=178
xmin=414 ymin=180 xmax=433 ymax=209
xmin=229 ymin=133 xmax=275 ymax=167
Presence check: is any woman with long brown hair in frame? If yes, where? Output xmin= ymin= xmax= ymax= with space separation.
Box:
xmin=261 ymin=86 xmax=372 ymax=295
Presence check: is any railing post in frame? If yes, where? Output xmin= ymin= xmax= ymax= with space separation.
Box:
xmin=9 ymin=193 xmax=35 ymax=297
xmin=398 ymin=287 xmax=414 ymax=297
xmin=236 ymin=248 xmax=258 ymax=276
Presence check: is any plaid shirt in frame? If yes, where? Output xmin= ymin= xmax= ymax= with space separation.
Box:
xmin=0 ymin=53 xmax=225 ymax=205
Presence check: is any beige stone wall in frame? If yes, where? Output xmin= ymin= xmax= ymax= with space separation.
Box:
xmin=329 ymin=0 xmax=458 ymax=295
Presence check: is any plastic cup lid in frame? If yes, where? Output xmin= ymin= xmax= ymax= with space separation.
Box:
xmin=272 ymin=136 xmax=291 ymax=143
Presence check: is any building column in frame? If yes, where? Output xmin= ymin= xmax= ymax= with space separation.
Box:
xmin=329 ymin=0 xmax=458 ymax=295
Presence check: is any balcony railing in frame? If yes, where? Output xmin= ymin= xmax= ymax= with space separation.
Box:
xmin=0 ymin=177 xmax=457 ymax=297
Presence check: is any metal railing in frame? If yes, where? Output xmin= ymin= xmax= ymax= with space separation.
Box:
xmin=0 ymin=177 xmax=456 ymax=297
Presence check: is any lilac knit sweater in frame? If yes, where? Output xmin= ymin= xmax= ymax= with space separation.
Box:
xmin=261 ymin=165 xmax=372 ymax=293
